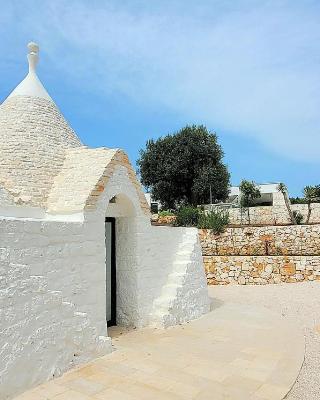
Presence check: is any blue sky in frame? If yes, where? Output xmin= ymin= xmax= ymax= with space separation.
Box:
xmin=1 ymin=0 xmax=319 ymax=196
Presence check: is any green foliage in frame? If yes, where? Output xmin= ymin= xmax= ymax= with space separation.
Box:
xmin=239 ymin=180 xmax=261 ymax=207
xmin=303 ymin=185 xmax=320 ymax=223
xmin=158 ymin=210 xmax=176 ymax=217
xmin=137 ymin=125 xmax=230 ymax=209
xmin=197 ymin=209 xmax=229 ymax=234
xmin=303 ymin=185 xmax=320 ymax=202
xmin=174 ymin=206 xmax=200 ymax=227
xmin=292 ymin=210 xmax=304 ymax=225
xmin=174 ymin=206 xmax=229 ymax=234
xmin=290 ymin=197 xmax=307 ymax=204
xmin=277 ymin=182 xmax=287 ymax=194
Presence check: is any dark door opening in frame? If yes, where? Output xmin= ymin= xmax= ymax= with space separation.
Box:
xmin=105 ymin=217 xmax=116 ymax=327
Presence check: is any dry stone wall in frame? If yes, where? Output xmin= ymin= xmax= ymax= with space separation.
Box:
xmin=227 ymin=203 xmax=320 ymax=225
xmin=200 ymin=225 xmax=320 ymax=256
xmin=210 ymin=192 xmax=320 ymax=225
xmin=151 ymin=203 xmax=320 ymax=227
xmin=291 ymin=203 xmax=320 ymax=223
xmin=199 ymin=225 xmax=320 ymax=285
xmin=227 ymin=206 xmax=282 ymax=225
xmin=204 ymin=255 xmax=320 ymax=285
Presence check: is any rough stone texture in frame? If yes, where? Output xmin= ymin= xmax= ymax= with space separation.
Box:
xmin=200 ymin=225 xmax=320 ymax=285
xmin=222 ymin=192 xmax=320 ymax=225
xmin=47 ymin=147 xmax=150 ymax=216
xmin=151 ymin=214 xmax=176 ymax=225
xmin=0 ymin=96 xmax=149 ymax=216
xmin=151 ymin=203 xmax=320 ymax=227
xmin=199 ymin=225 xmax=320 ymax=256
xmin=227 ymin=204 xmax=320 ymax=226
xmin=228 ymin=205 xmax=278 ymax=225
xmin=0 ymin=217 xmax=111 ymax=400
xmin=0 ymin=96 xmax=81 ymax=207
xmin=204 ymin=254 xmax=320 ymax=285
xmin=0 ymin=187 xmax=15 ymax=206
xmin=291 ymin=203 xmax=320 ymax=223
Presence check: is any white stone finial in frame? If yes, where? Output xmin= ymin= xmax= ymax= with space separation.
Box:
xmin=7 ymin=41 xmax=53 ymax=101
xmin=27 ymin=42 xmax=39 ymax=73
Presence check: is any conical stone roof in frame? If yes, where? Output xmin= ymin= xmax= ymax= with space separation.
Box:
xmin=0 ymin=43 xmax=82 ymax=207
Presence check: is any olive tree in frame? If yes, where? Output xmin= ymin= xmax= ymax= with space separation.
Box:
xmin=303 ymin=185 xmax=320 ymax=223
xmin=137 ymin=125 xmax=230 ymax=209
xmin=239 ymin=180 xmax=261 ymax=224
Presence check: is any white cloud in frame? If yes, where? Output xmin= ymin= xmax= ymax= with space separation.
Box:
xmin=1 ymin=0 xmax=320 ymax=163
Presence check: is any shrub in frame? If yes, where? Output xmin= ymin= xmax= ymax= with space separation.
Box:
xmin=290 ymin=197 xmax=307 ymax=204
xmin=158 ymin=210 xmax=176 ymax=217
xmin=292 ymin=210 xmax=304 ymax=225
xmin=175 ymin=206 xmax=200 ymax=227
xmin=197 ymin=209 xmax=229 ymax=234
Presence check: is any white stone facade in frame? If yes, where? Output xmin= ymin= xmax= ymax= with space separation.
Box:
xmin=0 ymin=166 xmax=210 ymax=399
xmin=0 ymin=97 xmax=82 ymax=207
xmin=0 ymin=44 xmax=210 ymax=399
xmin=0 ymin=217 xmax=111 ymax=398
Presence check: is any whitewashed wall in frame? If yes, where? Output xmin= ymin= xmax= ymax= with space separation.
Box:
xmin=0 ymin=165 xmax=209 ymax=399
xmin=147 ymin=226 xmax=210 ymax=328
xmin=113 ymin=218 xmax=209 ymax=328
xmin=0 ymin=217 xmax=111 ymax=400
xmin=92 ymin=166 xmax=209 ymax=328
xmin=135 ymin=223 xmax=208 ymax=327
xmin=113 ymin=217 xmax=185 ymax=327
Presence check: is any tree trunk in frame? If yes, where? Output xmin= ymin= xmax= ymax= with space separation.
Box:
xmin=283 ymin=192 xmax=296 ymax=225
xmin=306 ymin=202 xmax=312 ymax=224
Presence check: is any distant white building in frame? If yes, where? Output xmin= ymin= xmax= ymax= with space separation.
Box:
xmin=228 ymin=183 xmax=281 ymax=206
xmin=144 ymin=192 xmax=161 ymax=213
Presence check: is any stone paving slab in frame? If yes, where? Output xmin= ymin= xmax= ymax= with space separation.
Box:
xmin=13 ymin=298 xmax=305 ymax=400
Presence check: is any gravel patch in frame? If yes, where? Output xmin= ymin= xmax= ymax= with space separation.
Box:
xmin=209 ymin=281 xmax=320 ymax=400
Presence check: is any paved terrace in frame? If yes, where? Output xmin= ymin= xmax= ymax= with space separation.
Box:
xmin=13 ymin=287 xmax=305 ymax=400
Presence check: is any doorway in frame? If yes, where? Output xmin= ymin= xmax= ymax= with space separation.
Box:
xmin=105 ymin=217 xmax=116 ymax=326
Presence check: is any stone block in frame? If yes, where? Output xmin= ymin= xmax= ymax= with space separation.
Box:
xmin=280 ymin=263 xmax=296 ymax=276
xmin=238 ymin=276 xmax=246 ymax=285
